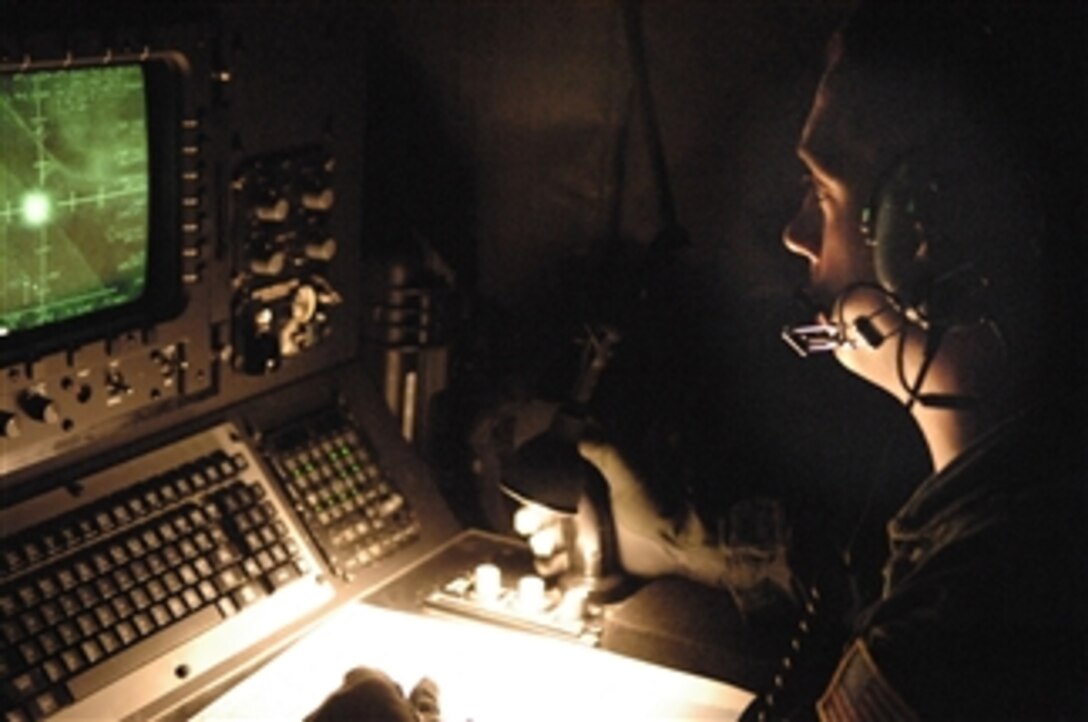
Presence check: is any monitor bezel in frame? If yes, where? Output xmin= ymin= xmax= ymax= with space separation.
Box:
xmin=0 ymin=52 xmax=186 ymax=365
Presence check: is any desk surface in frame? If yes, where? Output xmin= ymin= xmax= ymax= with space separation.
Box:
xmin=194 ymin=602 xmax=754 ymax=721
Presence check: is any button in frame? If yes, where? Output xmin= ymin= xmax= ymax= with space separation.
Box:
xmin=473 ymin=564 xmax=502 ymax=604
xmin=515 ymin=575 xmax=546 ymax=613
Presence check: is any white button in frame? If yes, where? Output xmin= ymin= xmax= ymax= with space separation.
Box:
xmin=516 ymin=574 xmax=546 ymax=612
xmin=473 ymin=563 xmax=502 ymax=603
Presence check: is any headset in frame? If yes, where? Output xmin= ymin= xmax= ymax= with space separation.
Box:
xmin=784 ymin=144 xmax=1003 ymax=411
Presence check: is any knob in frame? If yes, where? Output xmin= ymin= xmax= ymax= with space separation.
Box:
xmin=1 ymin=411 xmax=20 ymax=438
xmin=19 ymin=392 xmax=59 ymax=424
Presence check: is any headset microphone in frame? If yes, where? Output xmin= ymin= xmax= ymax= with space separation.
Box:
xmin=782 ymin=287 xmax=894 ymax=357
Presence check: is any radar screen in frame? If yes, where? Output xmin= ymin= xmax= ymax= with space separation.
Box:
xmin=0 ymin=64 xmax=150 ymax=338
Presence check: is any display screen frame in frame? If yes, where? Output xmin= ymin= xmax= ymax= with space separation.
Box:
xmin=0 ymin=53 xmax=185 ymax=364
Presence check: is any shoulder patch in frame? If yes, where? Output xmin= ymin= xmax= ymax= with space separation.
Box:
xmin=817 ymin=639 xmax=920 ymax=722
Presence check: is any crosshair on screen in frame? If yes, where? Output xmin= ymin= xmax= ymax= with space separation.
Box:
xmin=0 ymin=64 xmax=150 ymax=338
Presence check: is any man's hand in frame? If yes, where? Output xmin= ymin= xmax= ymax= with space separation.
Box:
xmin=514 ymin=439 xmax=796 ymax=611
xmin=513 ymin=438 xmax=709 ymax=581
xmin=304 ymin=667 xmax=440 ymax=722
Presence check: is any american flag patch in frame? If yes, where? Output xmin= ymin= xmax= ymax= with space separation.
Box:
xmin=817 ymin=639 xmax=920 ymax=722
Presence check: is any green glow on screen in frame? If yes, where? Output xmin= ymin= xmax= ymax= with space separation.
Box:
xmin=0 ymin=64 xmax=150 ymax=338
xmin=21 ymin=190 xmax=53 ymax=226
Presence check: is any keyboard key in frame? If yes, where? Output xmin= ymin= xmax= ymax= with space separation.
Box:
xmin=131 ymin=613 xmax=155 ymax=637
xmin=30 ymin=686 xmax=72 ymax=718
xmin=80 ymin=639 xmax=104 ymax=665
xmin=42 ymin=657 xmax=66 ymax=683
xmin=230 ymin=582 xmax=265 ymax=610
xmin=115 ymin=620 xmax=139 ymax=647
xmin=166 ymin=596 xmax=188 ymax=620
xmin=266 ymin=563 xmax=301 ymax=589
xmin=60 ymin=648 xmax=86 ymax=675
xmin=0 ymin=591 xmax=18 ymax=617
xmin=1 ymin=619 xmax=26 ymax=645
xmin=55 ymin=621 xmax=80 ymax=647
xmin=6 ymin=668 xmax=45 ymax=700
xmin=149 ymin=604 xmax=171 ymax=628
xmin=38 ymin=631 xmax=62 ymax=657
xmin=17 ymin=640 xmax=44 ymax=667
xmin=97 ymin=629 xmax=122 ymax=656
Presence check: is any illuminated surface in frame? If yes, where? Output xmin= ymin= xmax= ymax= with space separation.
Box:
xmin=0 ymin=64 xmax=149 ymax=337
xmin=195 ymin=603 xmax=754 ymax=721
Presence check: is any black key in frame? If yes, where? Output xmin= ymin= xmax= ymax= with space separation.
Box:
xmin=1 ymin=619 xmax=25 ymax=645
xmin=181 ymin=588 xmax=203 ymax=612
xmin=166 ymin=596 xmax=188 ymax=620
xmin=36 ymin=576 xmax=60 ymax=600
xmin=15 ymin=585 xmax=38 ymax=608
xmin=5 ymin=668 xmax=45 ymax=701
xmin=115 ymin=620 xmax=139 ymax=647
xmin=38 ymin=631 xmax=62 ymax=658
xmin=80 ymin=639 xmax=104 ymax=666
xmin=19 ymin=611 xmax=44 ymax=637
xmin=73 ymin=560 xmax=96 ymax=584
xmin=60 ymin=648 xmax=86 ymax=675
xmin=129 ymin=587 xmax=152 ymax=611
xmin=75 ymin=613 xmax=99 ymax=638
xmin=131 ymin=613 xmax=155 ymax=637
xmin=41 ymin=658 xmax=66 ymax=684
xmin=75 ymin=585 xmax=100 ymax=609
xmin=56 ymin=621 xmax=81 ymax=647
xmin=17 ymin=640 xmax=44 ymax=667
xmin=92 ymin=604 xmax=117 ymax=629
xmin=149 ymin=604 xmax=171 ymax=628
xmin=266 ymin=563 xmax=301 ymax=590
xmin=30 ymin=686 xmax=72 ymax=718
xmin=97 ymin=629 xmax=122 ymax=656
xmin=0 ymin=591 xmax=19 ymax=618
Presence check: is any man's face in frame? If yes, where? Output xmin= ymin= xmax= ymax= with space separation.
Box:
xmin=783 ymin=78 xmax=879 ymax=317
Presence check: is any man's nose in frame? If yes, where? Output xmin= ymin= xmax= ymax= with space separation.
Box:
xmin=782 ymin=203 xmax=821 ymax=264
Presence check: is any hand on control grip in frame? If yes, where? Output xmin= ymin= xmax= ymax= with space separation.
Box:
xmin=513 ymin=438 xmax=699 ymax=581
xmin=515 ymin=438 xmax=796 ymax=612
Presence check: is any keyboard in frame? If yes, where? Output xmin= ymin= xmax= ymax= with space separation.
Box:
xmin=262 ymin=409 xmax=421 ymax=583
xmin=0 ymin=423 xmax=330 ymax=721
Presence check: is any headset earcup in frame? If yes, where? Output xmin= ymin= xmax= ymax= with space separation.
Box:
xmin=870 ymin=161 xmax=933 ymax=308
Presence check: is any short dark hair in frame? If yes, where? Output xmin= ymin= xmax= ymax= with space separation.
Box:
xmin=828 ymin=0 xmax=1086 ymax=397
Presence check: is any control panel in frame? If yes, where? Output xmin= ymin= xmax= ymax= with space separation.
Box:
xmin=425 ymin=561 xmax=605 ymax=645
xmin=1 ymin=4 xmax=364 ymax=483
xmin=231 ymin=148 xmax=343 ymax=376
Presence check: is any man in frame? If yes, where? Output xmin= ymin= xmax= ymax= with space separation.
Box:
xmin=535 ymin=2 xmax=1086 ymax=720
xmin=762 ymin=2 xmax=1086 ymax=720
xmin=309 ymin=2 xmax=1085 ymax=720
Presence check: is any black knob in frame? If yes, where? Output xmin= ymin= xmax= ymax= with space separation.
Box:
xmin=19 ymin=392 xmax=59 ymax=424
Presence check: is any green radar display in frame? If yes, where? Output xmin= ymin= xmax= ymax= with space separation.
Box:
xmin=0 ymin=64 xmax=150 ymax=338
